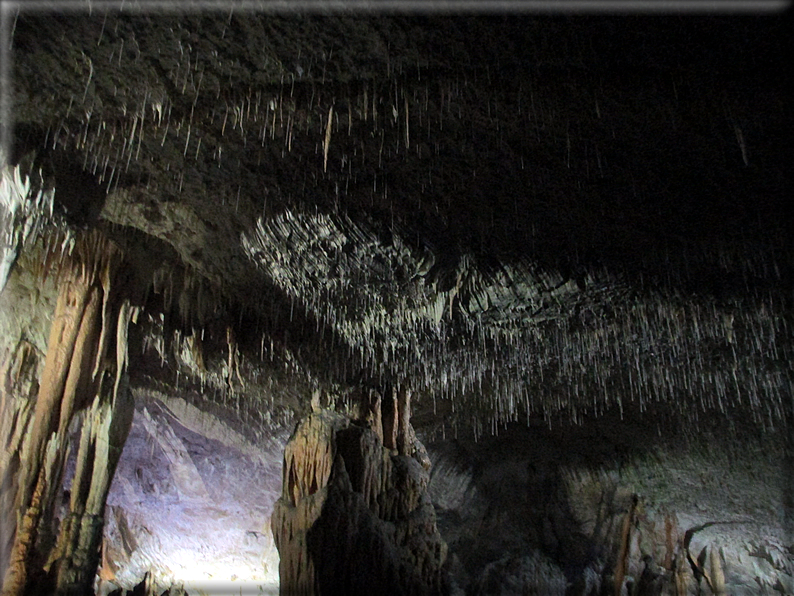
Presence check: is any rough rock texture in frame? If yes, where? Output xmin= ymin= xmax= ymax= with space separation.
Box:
xmin=425 ymin=411 xmax=792 ymax=595
xmin=272 ymin=396 xmax=449 ymax=595
xmin=0 ymin=229 xmax=139 ymax=596
xmin=6 ymin=12 xmax=791 ymax=431
xmin=0 ymin=241 xmax=59 ymax=589
xmin=91 ymin=389 xmax=287 ymax=595
xmin=1 ymin=9 xmax=792 ymax=596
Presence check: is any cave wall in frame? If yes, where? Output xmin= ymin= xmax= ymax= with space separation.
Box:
xmin=91 ymin=389 xmax=288 ymax=595
xmin=424 ymin=412 xmax=793 ymax=595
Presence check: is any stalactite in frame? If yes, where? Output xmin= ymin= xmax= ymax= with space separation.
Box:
xmin=0 ymin=157 xmax=57 ymax=293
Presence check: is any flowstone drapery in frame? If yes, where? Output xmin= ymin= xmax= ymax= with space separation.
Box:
xmin=1 ymin=231 xmax=136 ymax=596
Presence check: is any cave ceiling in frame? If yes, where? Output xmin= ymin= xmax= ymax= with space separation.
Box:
xmin=4 ymin=8 xmax=792 ymax=436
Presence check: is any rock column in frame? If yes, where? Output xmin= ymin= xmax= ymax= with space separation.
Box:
xmin=1 ymin=231 xmax=135 ymax=596
xmin=47 ymin=302 xmax=135 ymax=595
xmin=271 ymin=387 xmax=447 ymax=595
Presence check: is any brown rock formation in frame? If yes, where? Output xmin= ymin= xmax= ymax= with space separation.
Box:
xmin=1 ymin=231 xmax=136 ymax=596
xmin=271 ymin=394 xmax=448 ymax=595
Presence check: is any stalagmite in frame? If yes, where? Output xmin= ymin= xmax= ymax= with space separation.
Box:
xmin=366 ymin=389 xmax=384 ymax=445
xmin=613 ymin=494 xmax=638 ymax=596
xmin=396 ymin=387 xmax=411 ymax=456
xmin=382 ymin=388 xmax=399 ymax=451
xmin=271 ymin=390 xmax=448 ymax=595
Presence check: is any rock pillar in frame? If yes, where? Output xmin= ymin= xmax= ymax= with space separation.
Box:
xmin=1 ymin=231 xmax=135 ymax=596
xmin=0 ymin=342 xmax=41 ymax=584
xmin=47 ymin=302 xmax=135 ymax=595
xmin=271 ymin=388 xmax=447 ymax=595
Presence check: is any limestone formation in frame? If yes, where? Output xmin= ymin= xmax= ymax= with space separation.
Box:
xmin=1 ymin=231 xmax=136 ymax=596
xmin=272 ymin=395 xmax=448 ymax=595
xmin=0 ymin=10 xmax=791 ymax=596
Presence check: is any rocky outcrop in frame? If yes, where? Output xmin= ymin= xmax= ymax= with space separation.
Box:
xmin=271 ymin=389 xmax=449 ymax=595
xmin=93 ymin=389 xmax=287 ymax=595
xmin=426 ymin=415 xmax=793 ymax=596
